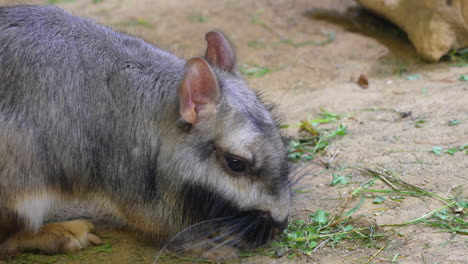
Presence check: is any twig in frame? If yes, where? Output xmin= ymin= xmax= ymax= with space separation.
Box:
xmin=330 ymin=208 xmax=388 ymax=228
xmin=365 ymin=240 xmax=388 ymax=264
xmin=364 ymin=168 xmax=453 ymax=204
xmin=445 ymin=182 xmax=468 ymax=197
xmin=313 ymin=239 xmax=330 ymax=252
xmin=329 ymin=192 xmax=354 ymax=227
xmin=291 ymin=201 xmax=455 ymax=243
xmin=313 ymin=158 xmax=329 ymax=168
xmin=139 ymin=250 xmax=150 ymax=264
xmin=381 ymin=202 xmax=455 ymax=227
xmin=326 ymin=149 xmax=340 ymax=168
xmin=365 ymin=169 xmax=398 ymax=191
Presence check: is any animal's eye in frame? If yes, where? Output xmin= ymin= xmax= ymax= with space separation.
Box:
xmin=225 ymin=156 xmax=246 ymax=173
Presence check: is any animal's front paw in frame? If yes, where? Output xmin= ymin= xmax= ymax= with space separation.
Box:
xmin=0 ymin=219 xmax=102 ymax=257
xmin=41 ymin=219 xmax=103 ymax=253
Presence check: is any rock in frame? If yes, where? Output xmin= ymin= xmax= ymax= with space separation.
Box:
xmin=355 ymin=0 xmax=468 ymax=62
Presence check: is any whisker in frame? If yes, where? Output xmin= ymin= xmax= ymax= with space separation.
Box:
xmin=176 ymin=218 xmax=246 ymax=250
xmin=154 ymin=205 xmax=283 ymax=262
xmin=288 ymin=164 xmax=306 ymax=179
xmin=255 ymin=219 xmax=267 ymax=249
xmin=266 ymin=218 xmax=275 ymax=245
xmin=158 ymin=216 xmax=255 ymax=261
xmin=214 ymin=218 xmax=262 ymax=250
xmin=182 ymin=218 xmax=263 ymax=261
xmin=288 ymin=164 xmax=315 ymax=186
xmin=288 ymin=171 xmax=312 ymax=188
xmin=153 ymin=216 xmax=235 ymax=262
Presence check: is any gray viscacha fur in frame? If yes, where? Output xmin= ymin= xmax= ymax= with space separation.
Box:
xmin=0 ymin=5 xmax=290 ymax=258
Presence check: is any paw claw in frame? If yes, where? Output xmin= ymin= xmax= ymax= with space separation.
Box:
xmin=86 ymin=233 xmax=103 ymax=245
xmin=57 ymin=220 xmax=102 ymax=252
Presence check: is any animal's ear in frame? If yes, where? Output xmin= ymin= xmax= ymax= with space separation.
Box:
xmin=205 ymin=31 xmax=236 ymax=72
xmin=178 ymin=57 xmax=220 ymax=125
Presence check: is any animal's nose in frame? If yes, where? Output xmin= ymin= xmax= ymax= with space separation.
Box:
xmin=272 ymin=218 xmax=288 ymax=236
xmin=277 ymin=218 xmax=288 ymax=231
xmin=257 ymin=211 xmax=288 ymax=237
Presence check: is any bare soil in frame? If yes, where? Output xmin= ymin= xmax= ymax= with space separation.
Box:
xmin=1 ymin=0 xmax=467 ymax=263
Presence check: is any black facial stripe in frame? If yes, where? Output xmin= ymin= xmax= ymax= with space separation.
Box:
xmin=180 ymin=183 xmax=240 ymax=223
xmin=195 ymin=140 xmax=216 ymax=161
xmin=246 ymin=111 xmax=272 ymax=134
xmin=142 ymin=146 xmax=160 ymax=201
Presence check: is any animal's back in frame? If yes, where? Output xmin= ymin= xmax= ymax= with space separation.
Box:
xmin=0 ymin=5 xmax=181 ymax=113
xmin=0 ymin=5 xmax=183 ymax=203
xmin=0 ymin=5 xmax=121 ymax=126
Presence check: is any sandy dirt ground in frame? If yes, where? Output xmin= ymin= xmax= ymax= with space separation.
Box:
xmin=0 ymin=0 xmax=467 ymax=263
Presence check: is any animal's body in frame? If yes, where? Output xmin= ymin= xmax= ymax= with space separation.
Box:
xmin=0 ymin=5 xmax=290 ymax=259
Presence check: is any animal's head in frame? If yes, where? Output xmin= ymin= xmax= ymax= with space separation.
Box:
xmin=158 ymin=31 xmax=290 ymax=258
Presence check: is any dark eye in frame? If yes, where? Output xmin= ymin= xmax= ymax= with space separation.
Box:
xmin=225 ymin=156 xmax=246 ymax=173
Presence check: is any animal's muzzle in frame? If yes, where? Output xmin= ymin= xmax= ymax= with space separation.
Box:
xmin=236 ymin=210 xmax=288 ymax=248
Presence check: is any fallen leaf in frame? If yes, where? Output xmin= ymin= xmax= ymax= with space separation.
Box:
xmin=399 ymin=111 xmax=412 ymax=118
xmin=448 ymin=119 xmax=460 ymax=126
xmin=357 ymin=74 xmax=369 ymax=89
xmin=431 ymin=147 xmax=443 ymax=156
xmin=407 ymin=74 xmax=422 ymax=80
xmin=300 ymin=120 xmax=319 ymax=136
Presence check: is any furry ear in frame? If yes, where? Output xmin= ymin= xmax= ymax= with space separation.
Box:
xmin=205 ymin=31 xmax=236 ymax=71
xmin=178 ymin=57 xmax=220 ymax=125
